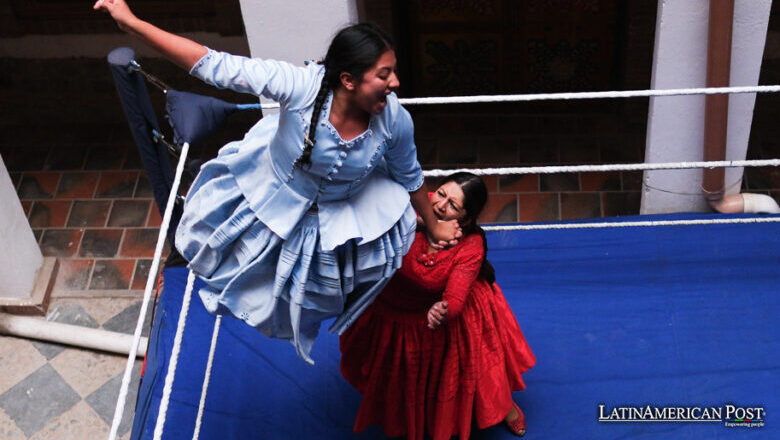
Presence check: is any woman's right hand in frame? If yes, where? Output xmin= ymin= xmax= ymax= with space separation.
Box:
xmin=427 ymin=219 xmax=462 ymax=250
xmin=93 ymin=0 xmax=137 ymax=33
xmin=93 ymin=0 xmax=206 ymax=70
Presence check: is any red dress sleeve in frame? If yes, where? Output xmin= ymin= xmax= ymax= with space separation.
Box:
xmin=442 ymin=234 xmax=484 ymax=320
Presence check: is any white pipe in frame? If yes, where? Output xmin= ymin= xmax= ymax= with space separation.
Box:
xmin=742 ymin=193 xmax=780 ymax=213
xmin=0 ymin=313 xmax=147 ymax=357
xmin=712 ymin=193 xmax=780 ymax=214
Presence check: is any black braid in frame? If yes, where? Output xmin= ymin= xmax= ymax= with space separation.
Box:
xmin=296 ymin=75 xmax=330 ymax=168
xmin=477 ymin=226 xmax=496 ymax=285
xmin=294 ymin=23 xmax=394 ymax=168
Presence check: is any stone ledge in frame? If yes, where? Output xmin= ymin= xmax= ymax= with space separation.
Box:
xmin=52 ymin=289 xmax=144 ymax=299
xmin=0 ymin=257 xmax=58 ymax=316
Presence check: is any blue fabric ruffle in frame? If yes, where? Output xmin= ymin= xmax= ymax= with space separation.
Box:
xmin=176 ymin=150 xmax=416 ymax=364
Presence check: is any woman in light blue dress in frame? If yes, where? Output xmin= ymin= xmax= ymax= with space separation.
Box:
xmin=95 ymin=0 xmax=462 ymax=363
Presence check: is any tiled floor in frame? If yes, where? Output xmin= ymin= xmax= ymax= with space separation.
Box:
xmin=0 ymin=296 xmax=149 ymax=439
xmin=2 ymin=139 xmax=163 ymax=438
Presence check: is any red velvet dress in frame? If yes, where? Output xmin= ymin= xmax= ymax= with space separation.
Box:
xmin=340 ymin=232 xmax=536 ymax=440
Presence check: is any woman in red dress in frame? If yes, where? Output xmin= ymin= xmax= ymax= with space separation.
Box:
xmin=340 ymin=172 xmax=536 ymax=439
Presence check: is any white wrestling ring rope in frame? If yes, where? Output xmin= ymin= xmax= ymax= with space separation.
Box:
xmin=422 ymin=158 xmax=780 ymax=178
xmin=152 ymin=271 xmax=196 ymax=440
xmin=481 ymin=216 xmax=780 ymax=232
xmin=107 ymin=142 xmax=191 ymax=440
xmin=399 ymin=84 xmax=780 ymax=105
xmin=108 ymin=84 xmax=780 ymax=440
xmin=258 ymin=84 xmax=780 ymax=110
xmin=192 ymin=315 xmax=222 ymax=440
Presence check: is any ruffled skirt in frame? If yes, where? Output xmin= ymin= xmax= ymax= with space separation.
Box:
xmin=340 ymin=281 xmax=536 ymax=440
xmin=175 ymin=157 xmax=416 ymax=364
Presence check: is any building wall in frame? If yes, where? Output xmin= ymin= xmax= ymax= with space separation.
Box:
xmin=362 ymin=0 xmax=657 ymax=222
xmin=1 ymin=1 xmax=778 ymax=297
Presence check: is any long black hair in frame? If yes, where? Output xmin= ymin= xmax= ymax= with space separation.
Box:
xmin=438 ymin=172 xmax=496 ymax=284
xmin=295 ymin=23 xmax=394 ymax=168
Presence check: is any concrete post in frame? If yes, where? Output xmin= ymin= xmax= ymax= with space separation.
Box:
xmin=641 ymin=0 xmax=772 ymax=214
xmin=0 ymin=155 xmax=57 ymax=315
xmin=0 ymin=155 xmax=42 ymax=299
xmin=237 ymin=0 xmax=359 ymax=109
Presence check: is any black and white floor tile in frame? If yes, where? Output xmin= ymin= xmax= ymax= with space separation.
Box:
xmin=0 ymin=298 xmax=150 ymax=439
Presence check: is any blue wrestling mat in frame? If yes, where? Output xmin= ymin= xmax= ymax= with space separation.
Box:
xmin=131 ymin=213 xmax=779 ymax=440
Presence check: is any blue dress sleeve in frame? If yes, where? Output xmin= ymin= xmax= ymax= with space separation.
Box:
xmin=189 ymin=48 xmax=315 ymax=107
xmin=384 ymin=106 xmax=424 ymax=192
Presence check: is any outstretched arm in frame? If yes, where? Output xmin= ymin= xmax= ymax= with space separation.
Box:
xmin=386 ymin=108 xmax=462 ymax=248
xmin=93 ymin=0 xmax=206 ymax=70
xmin=440 ymin=235 xmax=484 ymax=320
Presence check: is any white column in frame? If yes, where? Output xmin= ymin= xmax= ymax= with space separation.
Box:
xmin=642 ymin=0 xmax=772 ymax=214
xmin=0 ymin=155 xmax=43 ymax=299
xmin=237 ymin=0 xmax=359 ymax=109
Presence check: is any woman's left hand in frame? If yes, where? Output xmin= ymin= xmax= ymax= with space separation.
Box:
xmin=427 ymin=301 xmax=448 ymax=329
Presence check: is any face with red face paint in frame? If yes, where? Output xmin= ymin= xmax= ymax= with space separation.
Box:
xmin=430 ymin=181 xmax=467 ymax=224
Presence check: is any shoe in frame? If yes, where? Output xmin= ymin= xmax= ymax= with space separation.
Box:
xmin=504 ymin=402 xmax=526 ymax=437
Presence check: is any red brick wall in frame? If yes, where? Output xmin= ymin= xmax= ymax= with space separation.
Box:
xmin=412 ymin=105 xmax=645 ymax=223
xmin=385 ymin=0 xmax=657 ymax=223
xmin=4 ymin=2 xmax=780 ymax=297
xmin=1 ymin=58 xmax=255 ymax=295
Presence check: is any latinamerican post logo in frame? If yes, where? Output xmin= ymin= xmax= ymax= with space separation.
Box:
xmin=598 ymin=404 xmax=765 ymax=428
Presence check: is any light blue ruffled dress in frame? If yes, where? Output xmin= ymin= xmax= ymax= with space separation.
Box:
xmin=174 ymin=49 xmax=422 ymax=364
